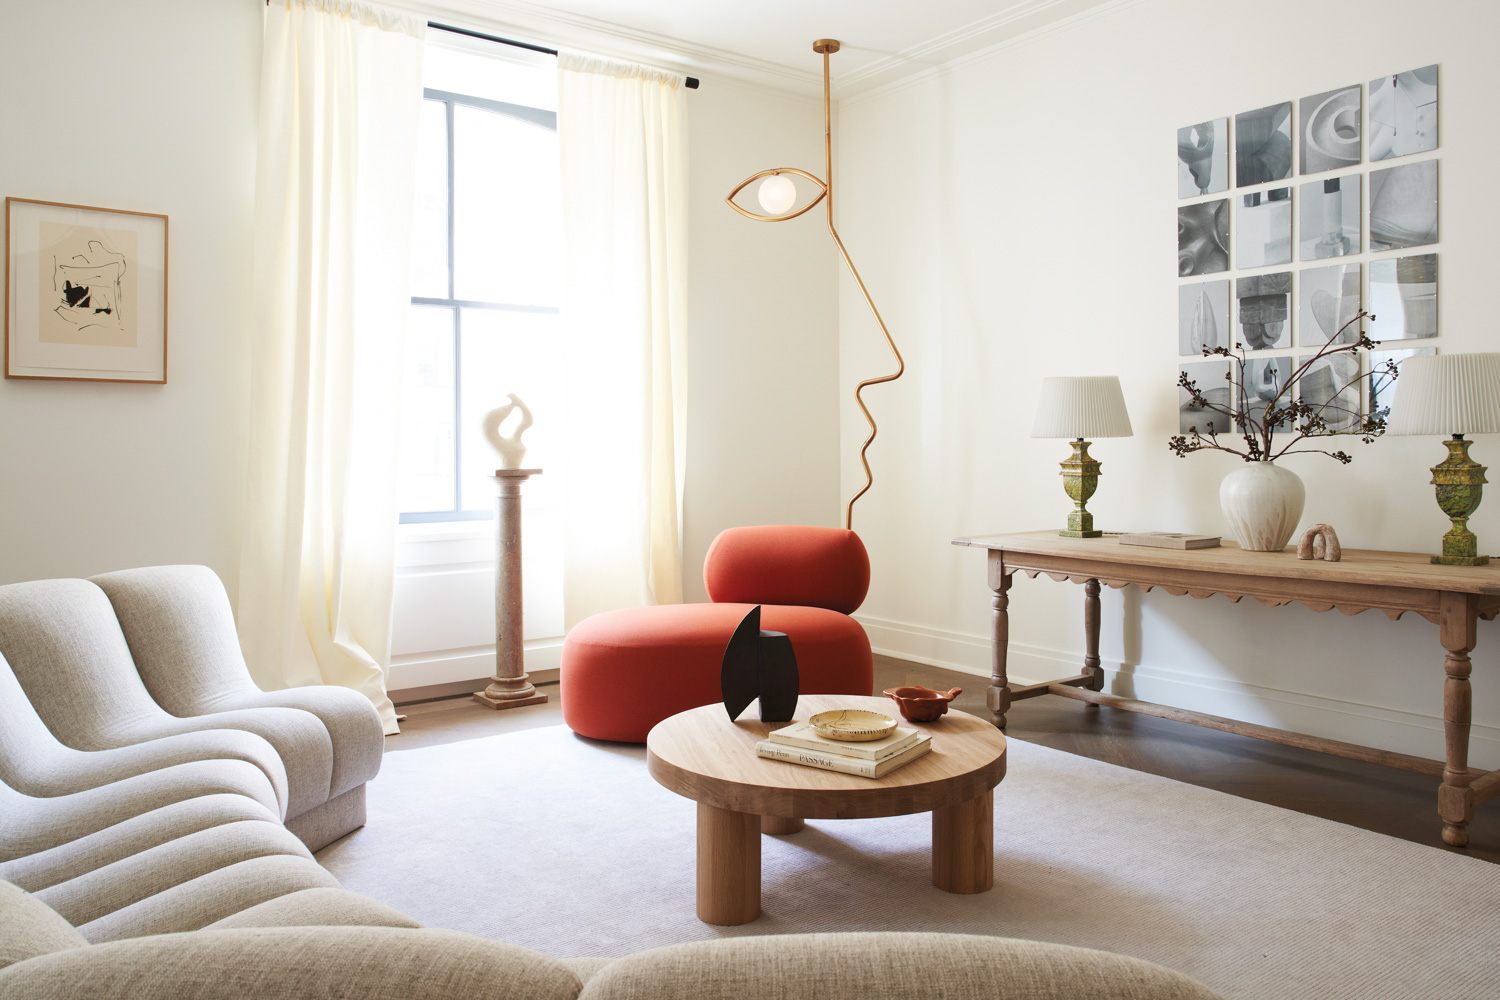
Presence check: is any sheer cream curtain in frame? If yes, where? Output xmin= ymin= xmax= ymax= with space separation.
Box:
xmin=557 ymin=53 xmax=690 ymax=625
xmin=238 ymin=0 xmax=425 ymax=735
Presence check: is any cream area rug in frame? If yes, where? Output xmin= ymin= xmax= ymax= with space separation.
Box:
xmin=317 ymin=725 xmax=1500 ymax=1000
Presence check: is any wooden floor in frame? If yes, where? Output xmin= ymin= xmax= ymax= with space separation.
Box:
xmin=391 ymin=654 xmax=1499 ymax=864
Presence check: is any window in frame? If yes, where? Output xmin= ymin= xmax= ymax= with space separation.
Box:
xmin=399 ymin=44 xmax=563 ymax=522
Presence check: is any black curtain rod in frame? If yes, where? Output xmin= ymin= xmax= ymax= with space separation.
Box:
xmin=428 ymin=21 xmax=699 ymax=89
xmin=259 ymin=4 xmax=701 ymax=89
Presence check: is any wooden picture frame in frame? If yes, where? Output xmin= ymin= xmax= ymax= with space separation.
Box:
xmin=5 ymin=197 xmax=168 ymax=383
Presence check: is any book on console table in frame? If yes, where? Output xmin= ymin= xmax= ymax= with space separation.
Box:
xmin=767 ymin=720 xmax=922 ymax=761
xmin=1117 ymin=532 xmax=1221 ymax=550
xmin=755 ymin=734 xmax=932 ymax=778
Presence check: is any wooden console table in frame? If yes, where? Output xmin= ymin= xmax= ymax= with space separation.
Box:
xmin=952 ymin=531 xmax=1500 ymax=847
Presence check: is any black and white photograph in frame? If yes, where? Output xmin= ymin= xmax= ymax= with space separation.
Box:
xmin=1370 ymin=65 xmax=1438 ymax=161
xmin=1298 ymin=175 xmax=1360 ymax=260
xmin=1236 ymin=272 xmax=1291 ymax=350
xmin=1299 ymin=263 xmax=1361 ymax=345
xmin=1178 ymin=198 xmax=1229 ymax=276
xmin=1299 ymin=85 xmax=1361 ymax=175
xmin=1369 ymin=347 xmax=1435 ymax=419
xmin=1236 ymin=188 xmax=1291 ymax=267
xmin=1243 ymin=356 xmax=1293 ymax=430
xmin=1179 ymin=359 xmax=1231 ymax=434
xmin=1235 ymin=102 xmax=1292 ymax=186
xmin=1178 ymin=118 xmax=1229 ymax=198
xmin=1369 ymin=160 xmax=1438 ymax=251
xmin=1369 ymin=253 xmax=1437 ymax=341
xmin=1299 ymin=353 xmax=1362 ymax=433
xmin=1179 ymin=279 xmax=1230 ymax=355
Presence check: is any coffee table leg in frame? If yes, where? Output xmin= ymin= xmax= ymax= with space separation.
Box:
xmin=761 ymin=815 xmax=804 ymax=835
xmin=931 ymin=789 xmax=993 ymax=894
xmin=697 ymin=803 xmax=761 ymax=924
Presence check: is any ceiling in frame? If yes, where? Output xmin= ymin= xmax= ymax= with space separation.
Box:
xmin=426 ymin=0 xmax=1123 ymax=95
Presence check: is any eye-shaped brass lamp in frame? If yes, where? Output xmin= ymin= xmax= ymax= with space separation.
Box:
xmin=725 ymin=39 xmax=904 ymax=531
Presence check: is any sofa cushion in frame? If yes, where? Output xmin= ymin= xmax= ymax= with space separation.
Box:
xmin=703 ymin=526 xmax=870 ymax=614
xmin=573 ymin=932 xmax=1222 ymax=1000
xmin=37 ymin=820 xmax=314 ymax=928
xmin=206 ymin=887 xmax=420 ymax=930
xmin=560 ymin=602 xmax=871 ymax=743
xmin=0 ymin=927 xmax=584 ymax=1000
xmin=76 ymin=854 xmax=340 ymax=943
xmin=0 ymin=880 xmax=86 ymax=972
xmin=93 ymin=565 xmax=384 ymax=801
xmin=1 ymin=793 xmax=280 ymax=894
xmin=1 ymin=758 xmax=283 ymax=865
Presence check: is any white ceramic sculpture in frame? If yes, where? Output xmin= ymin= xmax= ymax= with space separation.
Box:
xmin=482 ymin=394 xmax=533 ymax=469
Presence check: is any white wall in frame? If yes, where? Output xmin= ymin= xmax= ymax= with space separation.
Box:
xmin=837 ymin=0 xmax=1500 ymax=767
xmin=0 ymin=0 xmax=261 ymax=592
xmin=683 ymin=77 xmax=841 ymax=600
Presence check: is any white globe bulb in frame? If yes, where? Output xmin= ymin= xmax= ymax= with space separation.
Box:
xmin=758 ymin=174 xmax=797 ymax=215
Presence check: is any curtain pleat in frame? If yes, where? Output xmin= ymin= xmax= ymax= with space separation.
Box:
xmin=238 ymin=0 xmax=424 ymax=734
xmin=557 ymin=52 xmax=690 ymax=624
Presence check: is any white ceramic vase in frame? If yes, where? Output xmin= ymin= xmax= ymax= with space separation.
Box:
xmin=1219 ymin=462 xmax=1305 ymax=551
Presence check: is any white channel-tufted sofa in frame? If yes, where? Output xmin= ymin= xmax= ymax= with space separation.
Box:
xmin=0 ymin=879 xmax=1224 ymax=999
xmin=0 ymin=565 xmax=385 ymax=939
xmin=0 ymin=565 xmax=1223 ymax=999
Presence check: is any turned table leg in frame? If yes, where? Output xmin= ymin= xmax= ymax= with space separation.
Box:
xmin=989 ymin=553 xmax=1013 ymax=728
xmin=697 ymin=803 xmax=761 ymax=924
xmin=1438 ymin=593 xmax=1478 ymax=847
xmin=1083 ymin=578 xmax=1104 ymax=691
xmin=931 ymin=789 xmax=994 ymax=894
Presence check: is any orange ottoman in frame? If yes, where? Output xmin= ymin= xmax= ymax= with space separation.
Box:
xmin=560 ymin=602 xmax=872 ymax=743
xmin=560 ymin=525 xmax=875 ymax=744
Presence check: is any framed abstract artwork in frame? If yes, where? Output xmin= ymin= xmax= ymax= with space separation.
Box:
xmin=5 ymin=197 xmax=168 ymax=383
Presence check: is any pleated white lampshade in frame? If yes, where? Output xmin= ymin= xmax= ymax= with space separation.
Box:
xmin=1031 ymin=376 xmax=1134 ymax=439
xmin=1387 ymin=353 xmax=1500 ymax=436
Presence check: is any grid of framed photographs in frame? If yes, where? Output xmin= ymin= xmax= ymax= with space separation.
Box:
xmin=1175 ymin=66 xmax=1439 ymax=434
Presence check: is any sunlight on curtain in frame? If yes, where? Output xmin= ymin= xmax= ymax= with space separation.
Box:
xmin=557 ymin=52 xmax=689 ymax=625
xmin=239 ymin=0 xmax=425 ymax=734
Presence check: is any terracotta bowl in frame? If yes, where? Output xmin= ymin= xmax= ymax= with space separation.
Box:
xmin=808 ymin=709 xmax=898 ymax=742
xmin=882 ymin=685 xmax=962 ymax=723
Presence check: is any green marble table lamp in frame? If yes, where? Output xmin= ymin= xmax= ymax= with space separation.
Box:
xmin=1031 ymin=376 xmax=1134 ymax=538
xmin=1388 ymin=353 xmax=1500 ymax=566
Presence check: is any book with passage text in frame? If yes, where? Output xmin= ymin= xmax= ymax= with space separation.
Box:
xmin=754 ymin=734 xmax=932 ymax=778
xmin=767 ymin=720 xmax=921 ymax=761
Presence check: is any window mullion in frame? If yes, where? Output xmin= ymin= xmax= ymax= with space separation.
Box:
xmin=453 ymin=306 xmax=463 ymax=514
xmin=446 ymin=100 xmax=461 ymax=515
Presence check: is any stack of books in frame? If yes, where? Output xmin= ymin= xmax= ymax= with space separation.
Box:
xmin=755 ymin=720 xmax=932 ymax=778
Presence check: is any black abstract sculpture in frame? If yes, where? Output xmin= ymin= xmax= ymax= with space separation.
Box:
xmin=720 ymin=605 xmax=799 ymax=722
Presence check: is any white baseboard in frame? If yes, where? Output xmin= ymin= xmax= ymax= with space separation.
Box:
xmin=854 ymin=613 xmax=1500 ymax=769
xmin=390 ymin=670 xmax=559 ymax=705
xmin=388 ymin=637 xmax=563 ymax=695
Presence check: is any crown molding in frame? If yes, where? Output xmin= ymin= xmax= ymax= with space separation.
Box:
xmin=399 ymin=0 xmax=1131 ymax=104
xmin=411 ymin=0 xmax=825 ymax=97
xmin=839 ymin=0 xmax=1149 ymax=109
xmin=833 ymin=0 xmax=1078 ymax=95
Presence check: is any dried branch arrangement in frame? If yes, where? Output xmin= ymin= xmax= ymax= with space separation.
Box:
xmin=1169 ymin=310 xmax=1397 ymax=464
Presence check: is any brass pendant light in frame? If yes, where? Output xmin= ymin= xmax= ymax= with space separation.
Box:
xmin=725 ymin=39 xmax=905 ymax=531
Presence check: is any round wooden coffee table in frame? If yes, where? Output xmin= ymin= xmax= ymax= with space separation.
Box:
xmin=646 ymin=694 xmax=1007 ymax=925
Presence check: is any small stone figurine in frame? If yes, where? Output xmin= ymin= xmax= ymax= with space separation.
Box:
xmin=1296 ymin=524 xmax=1342 ymax=562
xmin=482 ymin=394 xmax=533 ymax=469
